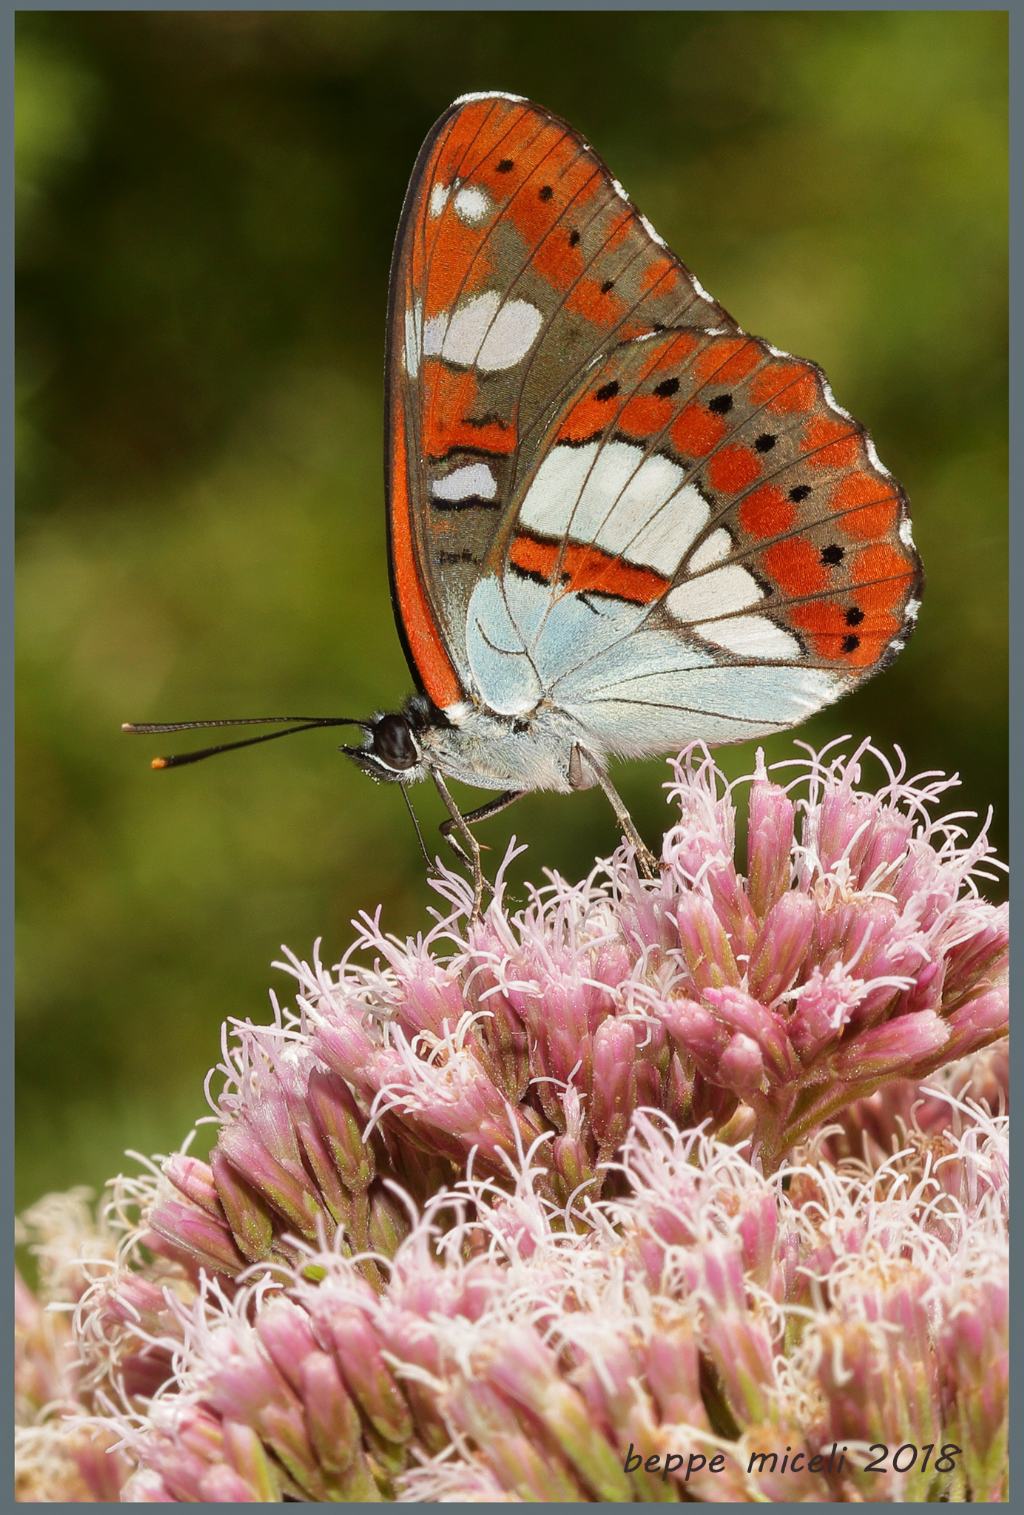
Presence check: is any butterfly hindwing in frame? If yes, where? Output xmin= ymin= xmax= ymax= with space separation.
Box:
xmin=386 ymin=92 xmax=734 ymax=710
xmin=460 ymin=325 xmax=921 ymax=751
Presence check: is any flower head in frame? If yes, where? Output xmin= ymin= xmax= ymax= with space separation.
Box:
xmin=144 ymin=740 xmax=1007 ymax=1277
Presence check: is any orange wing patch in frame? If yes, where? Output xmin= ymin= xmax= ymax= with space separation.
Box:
xmin=831 ymin=472 xmax=900 ymax=539
xmin=708 ymin=444 xmax=762 ymax=494
xmin=749 ymin=360 xmax=818 ymax=414
xmin=421 ymin=218 xmax=496 ymax=318
xmin=761 ymin=538 xmax=830 ymax=599
xmin=694 ymin=337 xmax=760 ymax=386
xmin=617 ymin=393 xmax=675 ymax=441
xmin=510 ymin=533 xmax=669 ymax=605
xmin=506 ymin=152 xmax=602 ymax=247
xmin=566 ymin=275 xmax=627 ymax=326
xmin=739 ymin=484 xmax=796 ymax=539
xmin=802 ymin=415 xmax=861 ymax=470
xmin=420 ymin=361 xmax=517 ymax=460
xmin=788 ymin=600 xmax=894 ymax=667
xmin=532 ymin=226 xmax=586 ymax=290
xmin=671 ymin=404 xmax=727 ymax=458
xmin=849 ymin=544 xmax=917 ymax=611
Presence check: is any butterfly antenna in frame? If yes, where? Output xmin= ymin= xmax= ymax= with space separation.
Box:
xmin=399 ymin=782 xmax=431 ymax=867
xmin=122 ymin=716 xmax=367 ymax=770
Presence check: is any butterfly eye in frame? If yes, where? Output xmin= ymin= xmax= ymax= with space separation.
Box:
xmin=371 ymin=714 xmax=419 ymax=770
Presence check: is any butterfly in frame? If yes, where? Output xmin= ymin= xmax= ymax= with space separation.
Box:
xmin=126 ymin=92 xmax=922 ymax=906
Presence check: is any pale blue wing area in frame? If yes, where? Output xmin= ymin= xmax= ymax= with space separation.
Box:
xmin=466 ymin=573 xmax=650 ymax=715
xmin=465 ymin=572 xmax=841 ymax=752
xmin=465 ymin=576 xmax=544 ymax=715
xmin=507 ymin=574 xmax=649 ymax=678
xmin=557 ymin=660 xmax=842 ymax=752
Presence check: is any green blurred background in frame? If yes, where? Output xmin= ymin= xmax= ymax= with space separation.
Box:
xmin=16 ymin=12 xmax=1007 ymax=1211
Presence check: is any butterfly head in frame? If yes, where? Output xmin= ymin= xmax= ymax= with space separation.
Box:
xmin=341 ymin=705 xmax=429 ymax=784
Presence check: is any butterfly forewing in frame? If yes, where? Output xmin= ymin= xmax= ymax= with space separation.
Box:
xmin=386 ymin=93 xmax=735 ymax=710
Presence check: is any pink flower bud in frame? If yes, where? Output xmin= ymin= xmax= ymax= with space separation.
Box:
xmin=149 ymin=1195 xmax=245 ymax=1276
xmin=942 ymin=906 xmax=1009 ymax=997
xmin=944 ymin=986 xmax=1009 ymax=1060
xmin=551 ymin=1133 xmax=592 ymax=1198
xmin=219 ymin=1422 xmax=280 ymax=1501
xmin=857 ymin=807 xmax=913 ymax=887
xmin=315 ymin=1298 xmax=413 ymax=1445
xmin=298 ymin=1351 xmax=364 ymax=1479
xmin=747 ymin=891 xmax=817 ymax=1004
xmin=705 ymin=859 xmax=760 ymax=958
xmin=217 ymin=1117 xmax=322 ymax=1237
xmin=590 ymin=1018 xmax=637 ymax=1148
xmin=937 ymin=1271 xmax=1007 ymax=1500
xmin=210 ymin=1149 xmax=273 ymax=1264
xmin=834 ymin=1010 xmax=949 ymax=1082
xmin=199 ymin=1464 xmax=263 ymax=1501
xmin=255 ymin=1297 xmax=320 ymax=1397
xmin=120 ymin=1469 xmax=175 ymax=1501
xmin=486 ymin=1333 xmax=633 ymax=1501
xmin=675 ymin=892 xmax=740 ymax=990
xmin=815 ymin=789 xmax=880 ymax=878
xmin=718 ymin=1033 xmax=765 ymax=1095
xmin=659 ymin=998 xmax=728 ymax=1083
xmin=703 ymin=985 xmax=796 ymax=1083
xmin=746 ymin=776 xmax=795 ymax=916
xmin=305 ymin=1066 xmax=375 ymax=1192
xmin=788 ymin=963 xmax=862 ymax=1059
xmin=162 ymin=1154 xmax=220 ymax=1215
xmin=699 ymin=1244 xmax=777 ymax=1423
xmin=314 ymin=1013 xmax=381 ymax=1095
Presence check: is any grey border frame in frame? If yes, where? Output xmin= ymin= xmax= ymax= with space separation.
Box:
xmin=5 ymin=3 xmax=1013 ymax=1510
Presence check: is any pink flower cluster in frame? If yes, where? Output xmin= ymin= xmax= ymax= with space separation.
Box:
xmin=14 ymin=741 xmax=1009 ymax=1502
xmin=22 ymin=1086 xmax=1009 ymax=1502
xmin=147 ymin=740 xmax=1007 ymax=1275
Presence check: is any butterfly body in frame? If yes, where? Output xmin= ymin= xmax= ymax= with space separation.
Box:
xmin=336 ymin=697 xmax=571 ymax=793
xmin=422 ymin=704 xmax=588 ymax=794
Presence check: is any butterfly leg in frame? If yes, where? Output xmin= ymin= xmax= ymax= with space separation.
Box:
xmin=571 ymin=745 xmax=660 ymax=879
xmin=430 ymin=771 xmax=523 ymax=914
xmin=439 ymin=789 xmax=525 ymax=874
